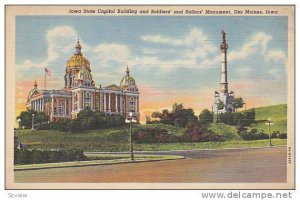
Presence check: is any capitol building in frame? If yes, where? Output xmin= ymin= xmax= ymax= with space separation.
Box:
xmin=26 ymin=40 xmax=140 ymax=122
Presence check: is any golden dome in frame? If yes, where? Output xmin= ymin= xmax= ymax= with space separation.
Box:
xmin=120 ymin=66 xmax=136 ymax=87
xmin=66 ymin=54 xmax=91 ymax=70
xmin=66 ymin=39 xmax=91 ymax=70
xmin=77 ymin=66 xmax=93 ymax=80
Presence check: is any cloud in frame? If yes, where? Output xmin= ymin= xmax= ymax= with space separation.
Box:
xmin=141 ymin=48 xmax=179 ymax=55
xmin=141 ymin=28 xmax=217 ymax=59
xmin=46 ymin=26 xmax=77 ymax=60
xmin=264 ymin=50 xmax=286 ymax=64
xmin=228 ymin=32 xmax=272 ymax=61
xmin=137 ymin=28 xmax=219 ymax=71
xmin=141 ymin=28 xmax=216 ymax=52
xmin=16 ymin=26 xmax=78 ymax=72
xmin=92 ymin=43 xmax=131 ymax=67
xmin=141 ymin=35 xmax=182 ymax=45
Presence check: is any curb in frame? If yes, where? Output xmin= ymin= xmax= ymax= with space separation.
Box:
xmin=14 ymin=156 xmax=185 ymax=171
xmin=85 ymin=145 xmax=287 ymax=154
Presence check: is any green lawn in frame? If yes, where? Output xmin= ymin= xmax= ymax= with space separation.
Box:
xmin=19 ymin=128 xmax=130 ymax=152
xmin=17 ymin=104 xmax=287 ymax=152
xmin=135 ymin=123 xmax=185 ymax=136
xmin=249 ymin=104 xmax=287 ymax=133
xmin=207 ymin=123 xmax=240 ymax=139
xmin=134 ymin=139 xmax=286 ymax=151
xmin=18 ymin=128 xmax=286 ymax=152
xmin=18 ymin=123 xmax=186 ymax=151
xmin=84 ymin=153 xmax=181 ymax=160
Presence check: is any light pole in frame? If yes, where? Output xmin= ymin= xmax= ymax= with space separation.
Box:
xmin=125 ymin=112 xmax=137 ymax=161
xmin=17 ymin=118 xmax=22 ymax=149
xmin=31 ymin=113 xmax=35 ymax=130
xmin=266 ymin=118 xmax=273 ymax=146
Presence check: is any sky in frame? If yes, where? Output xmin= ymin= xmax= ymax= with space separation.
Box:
xmin=15 ymin=16 xmax=288 ymax=122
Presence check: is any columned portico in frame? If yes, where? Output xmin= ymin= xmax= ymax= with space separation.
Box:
xmin=116 ymin=94 xmax=118 ymax=112
xmin=104 ymin=92 xmax=107 ymax=112
xmin=108 ymin=93 xmax=111 ymax=112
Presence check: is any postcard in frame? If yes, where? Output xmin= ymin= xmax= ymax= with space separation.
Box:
xmin=5 ymin=5 xmax=295 ymax=189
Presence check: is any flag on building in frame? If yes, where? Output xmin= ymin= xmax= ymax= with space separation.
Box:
xmin=45 ymin=68 xmax=52 ymax=76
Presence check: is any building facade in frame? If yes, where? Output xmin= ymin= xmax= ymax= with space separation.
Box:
xmin=26 ymin=40 xmax=140 ymax=122
xmin=213 ymin=31 xmax=234 ymax=113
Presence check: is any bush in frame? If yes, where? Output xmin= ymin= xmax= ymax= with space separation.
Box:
xmin=199 ymin=109 xmax=213 ymax=123
xmin=219 ymin=109 xmax=255 ymax=127
xmin=238 ymin=129 xmax=287 ymax=140
xmin=279 ymin=133 xmax=287 ymax=139
xmin=107 ymin=130 xmax=129 ymax=143
xmin=239 ymin=129 xmax=269 ymax=140
xmin=133 ymin=128 xmax=172 ymax=143
xmin=183 ymin=131 xmax=220 ymax=142
xmin=14 ymin=148 xmax=87 ymax=165
xmin=17 ymin=109 xmax=49 ymax=129
xmin=36 ymin=110 xmax=126 ymax=131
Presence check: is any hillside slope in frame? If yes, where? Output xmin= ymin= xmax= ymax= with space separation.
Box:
xmin=249 ymin=104 xmax=287 ymax=133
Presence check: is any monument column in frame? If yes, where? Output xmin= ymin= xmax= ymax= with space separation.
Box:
xmin=220 ymin=30 xmax=228 ymax=94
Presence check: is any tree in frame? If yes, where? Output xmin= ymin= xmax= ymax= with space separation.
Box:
xmin=150 ymin=103 xmax=197 ymax=127
xmin=216 ymin=101 xmax=225 ymax=123
xmin=199 ymin=109 xmax=213 ymax=123
xmin=172 ymin=103 xmax=184 ymax=114
xmin=242 ymin=108 xmax=255 ymax=126
xmin=174 ymin=108 xmax=197 ymax=127
xmin=18 ymin=109 xmax=49 ymax=128
xmin=232 ymin=97 xmax=245 ymax=112
xmin=151 ymin=111 xmax=162 ymax=119
xmin=171 ymin=103 xmax=197 ymax=127
xmin=160 ymin=109 xmax=173 ymax=125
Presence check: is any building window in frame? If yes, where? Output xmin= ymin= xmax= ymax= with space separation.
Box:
xmin=95 ymin=94 xmax=99 ymax=110
xmin=54 ymin=107 xmax=57 ymax=115
xmin=74 ymin=93 xmax=78 ymax=111
xmin=122 ymin=98 xmax=125 ymax=113
xmin=129 ymin=96 xmax=135 ymax=112
xmin=66 ymin=100 xmax=69 ymax=115
xmin=59 ymin=105 xmax=64 ymax=115
xmin=84 ymin=91 xmax=92 ymax=109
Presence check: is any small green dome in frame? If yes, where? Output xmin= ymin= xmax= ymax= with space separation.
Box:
xmin=120 ymin=66 xmax=136 ymax=87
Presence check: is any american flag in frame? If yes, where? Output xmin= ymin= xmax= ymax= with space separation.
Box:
xmin=45 ymin=68 xmax=52 ymax=76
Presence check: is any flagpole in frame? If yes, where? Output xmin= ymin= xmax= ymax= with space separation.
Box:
xmin=44 ymin=68 xmax=46 ymax=90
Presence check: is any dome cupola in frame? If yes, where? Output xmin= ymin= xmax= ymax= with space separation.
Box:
xmin=66 ymin=39 xmax=91 ymax=71
xmin=75 ymin=38 xmax=82 ymax=54
xmin=120 ymin=65 xmax=136 ymax=86
xmin=120 ymin=65 xmax=138 ymax=91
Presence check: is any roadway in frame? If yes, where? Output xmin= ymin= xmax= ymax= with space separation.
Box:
xmin=15 ymin=146 xmax=286 ymax=183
